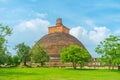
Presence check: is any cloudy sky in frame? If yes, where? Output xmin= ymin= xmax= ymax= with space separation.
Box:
xmin=0 ymin=0 xmax=120 ymax=57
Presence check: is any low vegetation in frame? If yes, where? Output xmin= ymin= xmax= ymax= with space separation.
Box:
xmin=0 ymin=67 xmax=120 ymax=80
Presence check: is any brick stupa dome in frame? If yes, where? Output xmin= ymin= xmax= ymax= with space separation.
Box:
xmin=38 ymin=18 xmax=86 ymax=59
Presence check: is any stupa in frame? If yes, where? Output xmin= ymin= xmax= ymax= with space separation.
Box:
xmin=37 ymin=18 xmax=87 ymax=66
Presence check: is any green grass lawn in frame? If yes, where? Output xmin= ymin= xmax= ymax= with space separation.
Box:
xmin=0 ymin=67 xmax=120 ymax=80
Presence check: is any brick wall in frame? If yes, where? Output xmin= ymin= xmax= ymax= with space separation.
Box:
xmin=48 ymin=25 xmax=69 ymax=34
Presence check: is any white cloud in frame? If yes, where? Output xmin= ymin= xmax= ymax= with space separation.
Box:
xmin=15 ymin=18 xmax=49 ymax=32
xmin=70 ymin=26 xmax=111 ymax=57
xmin=7 ymin=18 xmax=50 ymax=55
xmin=70 ymin=26 xmax=88 ymax=39
xmin=89 ymin=27 xmax=110 ymax=43
xmin=70 ymin=26 xmax=110 ymax=44
xmin=9 ymin=18 xmax=50 ymax=47
xmin=70 ymin=27 xmax=81 ymax=38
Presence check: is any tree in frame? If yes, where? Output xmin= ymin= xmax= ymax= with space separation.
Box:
xmin=60 ymin=45 xmax=91 ymax=69
xmin=15 ymin=42 xmax=31 ymax=66
xmin=95 ymin=35 xmax=120 ymax=69
xmin=30 ymin=43 xmax=49 ymax=67
xmin=12 ymin=55 xmax=20 ymax=66
xmin=5 ymin=54 xmax=13 ymax=65
xmin=0 ymin=24 xmax=12 ymax=65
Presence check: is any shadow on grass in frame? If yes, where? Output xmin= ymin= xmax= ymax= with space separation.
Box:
xmin=63 ymin=68 xmax=98 ymax=71
xmin=110 ymin=69 xmax=120 ymax=73
xmin=63 ymin=67 xmax=120 ymax=72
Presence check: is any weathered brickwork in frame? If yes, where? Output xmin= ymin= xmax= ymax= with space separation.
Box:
xmin=38 ymin=32 xmax=86 ymax=58
xmin=48 ymin=18 xmax=69 ymax=34
xmin=38 ymin=18 xmax=86 ymax=58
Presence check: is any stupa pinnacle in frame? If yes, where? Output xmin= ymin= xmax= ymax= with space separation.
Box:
xmin=48 ymin=18 xmax=69 ymax=34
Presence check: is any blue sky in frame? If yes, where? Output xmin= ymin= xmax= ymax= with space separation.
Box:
xmin=0 ymin=0 xmax=120 ymax=57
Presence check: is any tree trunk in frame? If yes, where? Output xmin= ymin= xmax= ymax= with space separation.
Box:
xmin=80 ymin=63 xmax=83 ymax=69
xmin=80 ymin=64 xmax=82 ymax=69
xmin=108 ymin=65 xmax=111 ymax=69
xmin=41 ymin=62 xmax=44 ymax=67
xmin=94 ymin=63 xmax=96 ymax=69
xmin=23 ymin=58 xmax=27 ymax=66
xmin=72 ymin=62 xmax=76 ymax=69
xmin=112 ymin=66 xmax=114 ymax=70
xmin=108 ymin=61 xmax=112 ymax=70
xmin=108 ymin=64 xmax=112 ymax=70
xmin=118 ymin=65 xmax=120 ymax=70
xmin=24 ymin=61 xmax=27 ymax=66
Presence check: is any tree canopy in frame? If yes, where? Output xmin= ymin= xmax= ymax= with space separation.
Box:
xmin=15 ymin=42 xmax=31 ymax=66
xmin=60 ymin=45 xmax=91 ymax=69
xmin=95 ymin=35 xmax=120 ymax=69
xmin=0 ymin=24 xmax=12 ymax=65
xmin=30 ymin=43 xmax=50 ymax=67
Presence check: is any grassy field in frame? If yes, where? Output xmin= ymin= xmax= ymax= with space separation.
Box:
xmin=0 ymin=67 xmax=120 ymax=80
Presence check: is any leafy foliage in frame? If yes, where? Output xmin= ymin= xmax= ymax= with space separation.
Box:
xmin=12 ymin=55 xmax=21 ymax=66
xmin=0 ymin=24 xmax=12 ymax=65
xmin=15 ymin=42 xmax=31 ymax=66
xmin=60 ymin=45 xmax=91 ymax=69
xmin=30 ymin=43 xmax=50 ymax=66
xmin=95 ymin=35 xmax=120 ymax=69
